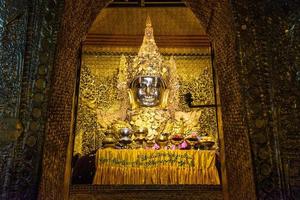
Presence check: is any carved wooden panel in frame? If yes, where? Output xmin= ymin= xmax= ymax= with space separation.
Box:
xmin=0 ymin=0 xmax=27 ymax=118
xmin=232 ymin=1 xmax=300 ymax=199
xmin=0 ymin=0 xmax=63 ymax=199
xmin=0 ymin=0 xmax=28 ymax=197
xmin=69 ymin=185 xmax=223 ymax=200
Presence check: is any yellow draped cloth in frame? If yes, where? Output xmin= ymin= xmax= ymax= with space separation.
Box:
xmin=93 ymin=149 xmax=220 ymax=185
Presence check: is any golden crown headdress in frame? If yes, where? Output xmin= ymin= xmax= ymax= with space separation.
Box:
xmin=130 ymin=16 xmax=166 ymax=80
xmin=118 ymin=17 xmax=180 ymax=110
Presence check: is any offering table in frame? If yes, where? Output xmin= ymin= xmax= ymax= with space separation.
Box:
xmin=93 ymin=149 xmax=220 ymax=185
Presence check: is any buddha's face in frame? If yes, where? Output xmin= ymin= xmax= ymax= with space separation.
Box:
xmin=130 ymin=76 xmax=166 ymax=107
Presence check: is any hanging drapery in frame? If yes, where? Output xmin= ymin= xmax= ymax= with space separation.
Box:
xmin=93 ymin=149 xmax=220 ymax=185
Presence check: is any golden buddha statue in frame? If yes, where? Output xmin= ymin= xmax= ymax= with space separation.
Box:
xmin=97 ymin=17 xmax=202 ymax=146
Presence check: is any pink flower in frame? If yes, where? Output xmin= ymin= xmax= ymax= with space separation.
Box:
xmin=180 ymin=141 xmax=188 ymax=149
xmin=153 ymin=143 xmax=160 ymax=150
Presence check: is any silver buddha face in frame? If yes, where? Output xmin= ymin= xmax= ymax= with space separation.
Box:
xmin=130 ymin=76 xmax=166 ymax=107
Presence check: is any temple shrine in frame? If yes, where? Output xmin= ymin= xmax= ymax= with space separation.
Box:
xmin=72 ymin=13 xmax=221 ymax=186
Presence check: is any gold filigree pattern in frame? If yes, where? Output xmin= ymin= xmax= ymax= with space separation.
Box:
xmin=175 ymin=57 xmax=215 ymax=108
xmin=75 ymin=65 xmax=119 ymax=154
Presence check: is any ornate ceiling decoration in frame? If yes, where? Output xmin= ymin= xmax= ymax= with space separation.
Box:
xmin=85 ymin=7 xmax=209 ymax=48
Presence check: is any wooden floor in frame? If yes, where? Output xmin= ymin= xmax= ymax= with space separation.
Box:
xmin=69 ymin=185 xmax=223 ymax=200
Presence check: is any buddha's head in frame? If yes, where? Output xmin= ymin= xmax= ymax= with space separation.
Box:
xmin=126 ymin=17 xmax=170 ymax=109
xmin=129 ymin=75 xmax=166 ymax=107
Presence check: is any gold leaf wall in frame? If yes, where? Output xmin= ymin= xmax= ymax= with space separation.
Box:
xmin=74 ymin=48 xmax=218 ymax=155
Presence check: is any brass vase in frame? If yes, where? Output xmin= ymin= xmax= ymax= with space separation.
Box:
xmin=145 ymin=139 xmax=155 ymax=149
xmin=134 ymin=127 xmax=147 ymax=149
xmin=185 ymin=136 xmax=199 ymax=149
xmin=155 ymin=132 xmax=169 ymax=149
xmin=102 ymin=130 xmax=117 ymax=149
xmin=199 ymin=141 xmax=215 ymax=150
xmin=198 ymin=136 xmax=215 ymax=150
xmin=119 ymin=128 xmax=132 ymax=149
xmin=170 ymin=134 xmax=184 ymax=149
